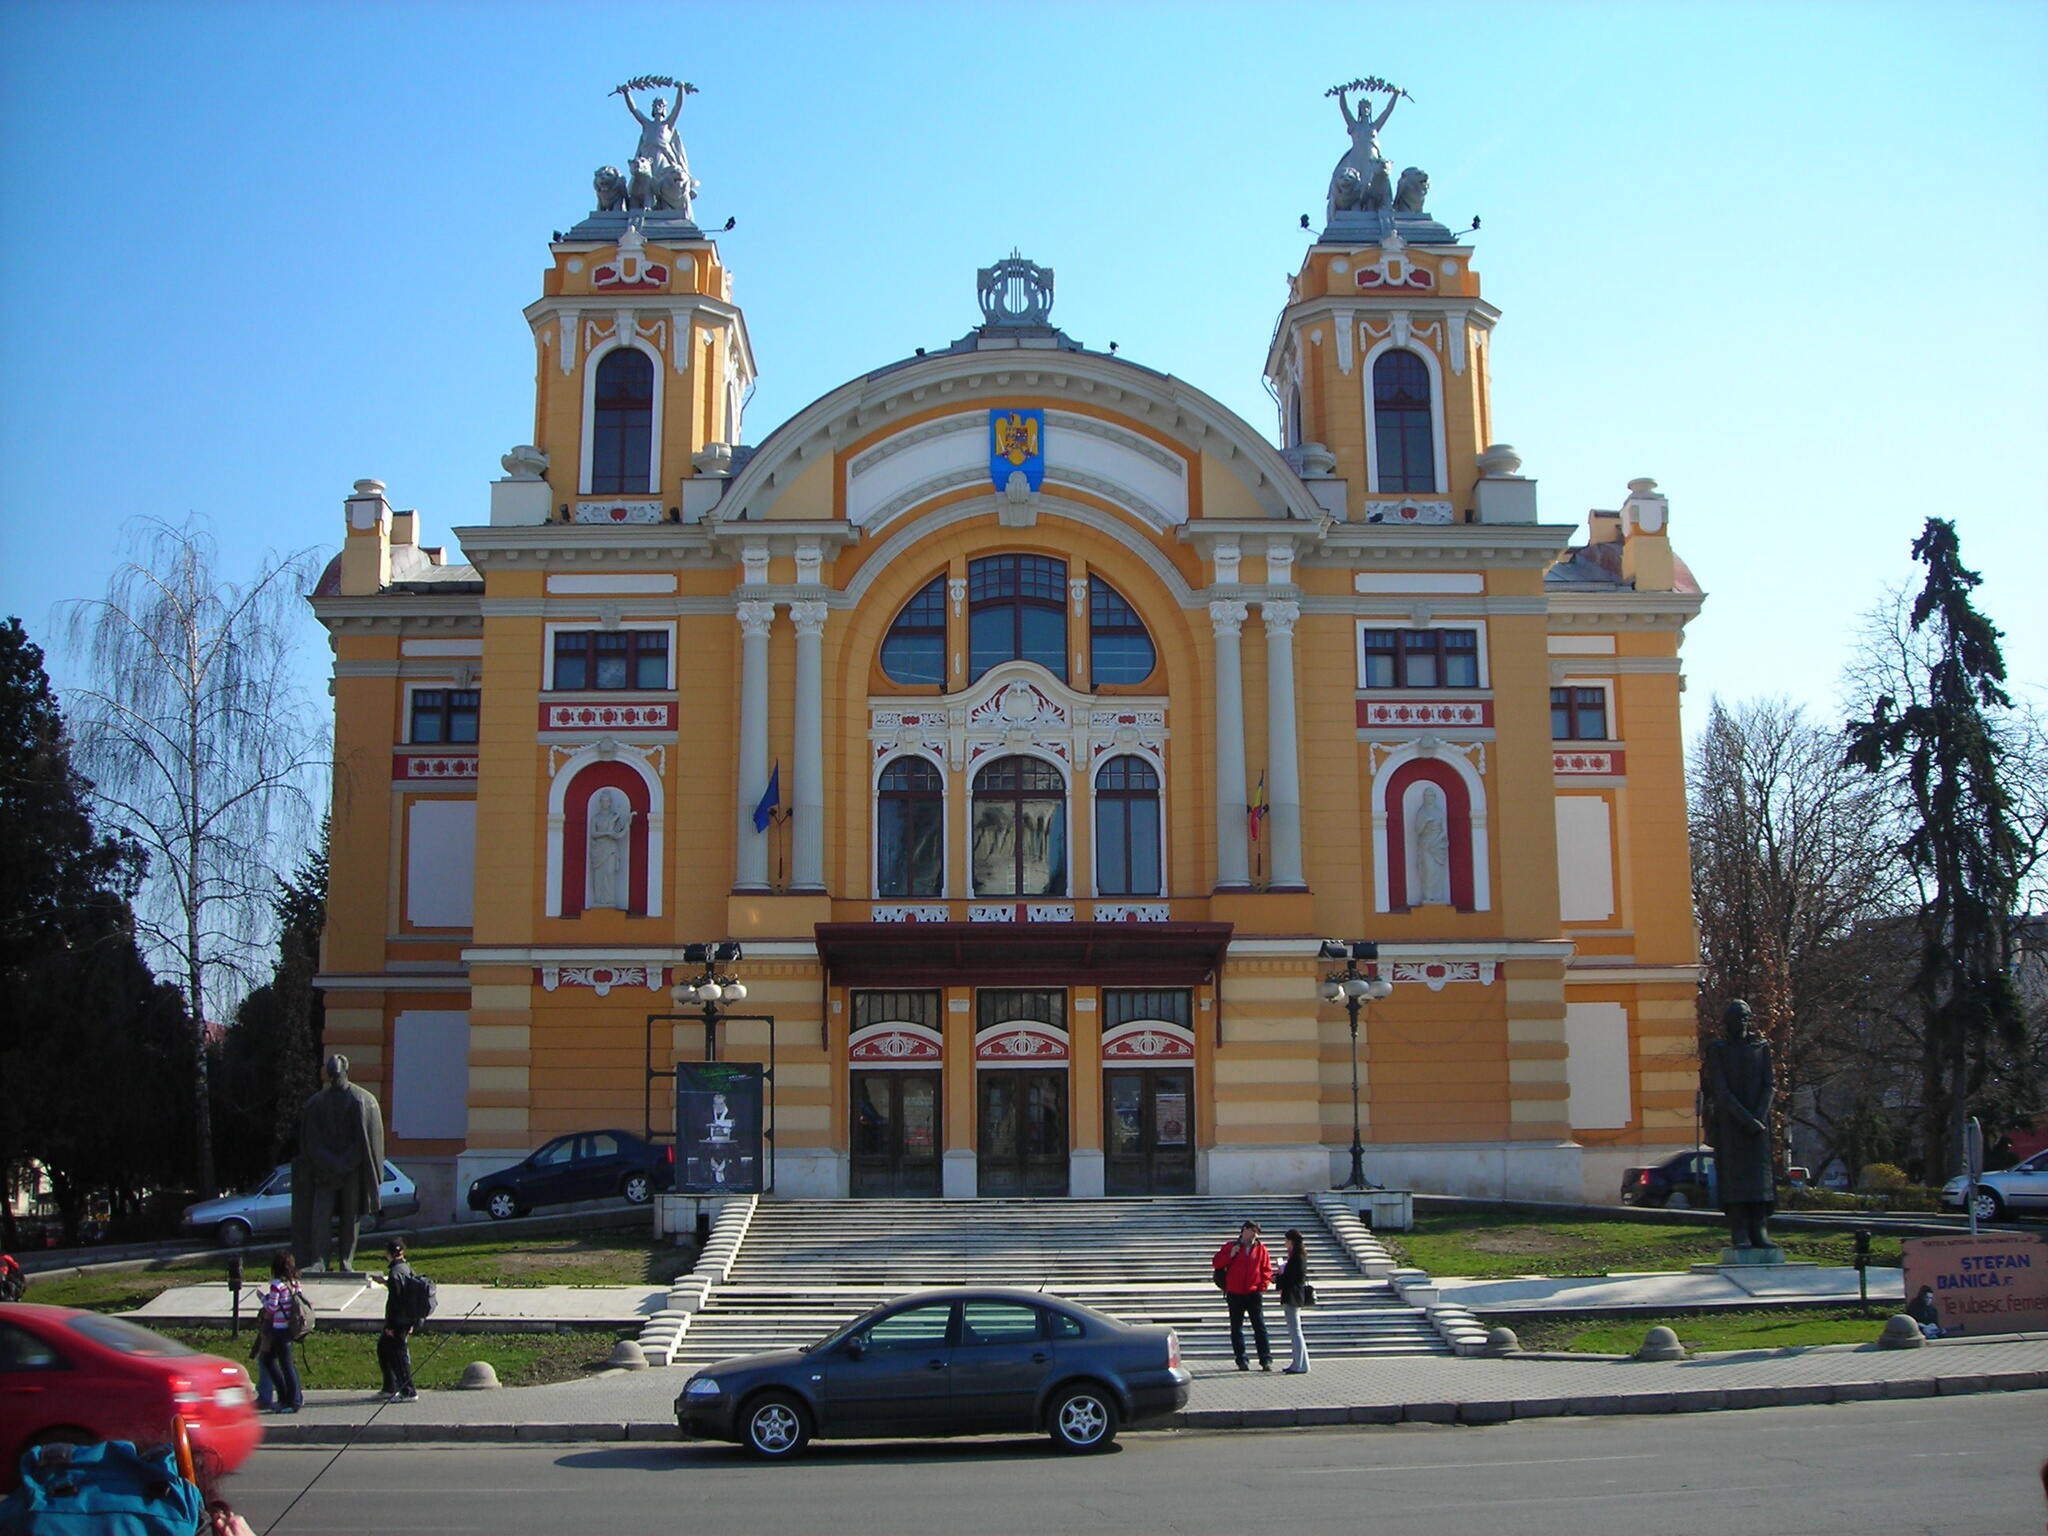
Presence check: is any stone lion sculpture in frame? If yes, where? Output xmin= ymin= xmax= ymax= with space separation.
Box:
xmin=1331 ymin=161 xmax=1393 ymax=214
xmin=594 ymin=165 xmax=628 ymax=212
xmin=1394 ymin=167 xmax=1430 ymax=214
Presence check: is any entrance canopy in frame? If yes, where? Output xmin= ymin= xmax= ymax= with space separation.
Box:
xmin=815 ymin=922 xmax=1232 ymax=989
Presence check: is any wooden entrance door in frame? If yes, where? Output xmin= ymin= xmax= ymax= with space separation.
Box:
xmin=976 ymin=1071 xmax=1069 ymax=1197
xmin=1103 ymin=1068 xmax=1196 ymax=1195
xmin=850 ymin=1071 xmax=942 ymax=1197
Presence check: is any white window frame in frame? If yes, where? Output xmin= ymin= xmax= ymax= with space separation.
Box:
xmin=578 ymin=334 xmax=665 ymax=497
xmin=541 ymin=620 xmax=677 ymax=692
xmin=1553 ymin=676 xmax=1619 ymax=744
xmin=401 ymin=679 xmax=480 ymax=746
xmin=1355 ymin=617 xmax=1491 ymax=691
xmin=1361 ymin=338 xmax=1449 ymax=496
xmin=1089 ymin=749 xmax=1168 ymax=900
xmin=967 ymin=749 xmax=1073 ymax=900
xmin=872 ymin=749 xmax=950 ymax=901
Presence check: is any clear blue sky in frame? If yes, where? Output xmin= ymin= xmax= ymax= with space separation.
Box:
xmin=3 ymin=1 xmax=2042 ymax=732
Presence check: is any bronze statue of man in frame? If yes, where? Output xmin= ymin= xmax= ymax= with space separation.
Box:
xmin=1705 ymin=999 xmax=1778 ymax=1255
xmin=291 ymin=1053 xmax=386 ymax=1271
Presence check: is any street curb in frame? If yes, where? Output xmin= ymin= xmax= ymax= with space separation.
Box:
xmin=257 ymin=1369 xmax=2048 ymax=1446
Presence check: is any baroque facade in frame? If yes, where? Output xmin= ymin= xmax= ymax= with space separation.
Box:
xmin=312 ymin=95 xmax=1704 ymax=1219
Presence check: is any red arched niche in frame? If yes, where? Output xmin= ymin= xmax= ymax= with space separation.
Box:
xmin=1383 ymin=758 xmax=1475 ymax=912
xmin=562 ymin=762 xmax=652 ymax=917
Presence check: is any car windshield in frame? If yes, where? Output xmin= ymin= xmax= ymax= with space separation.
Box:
xmin=67 ymin=1314 xmax=195 ymax=1358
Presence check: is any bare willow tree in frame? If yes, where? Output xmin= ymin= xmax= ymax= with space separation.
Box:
xmin=1688 ymin=696 xmax=1905 ymax=1174
xmin=62 ymin=519 xmax=327 ymax=1194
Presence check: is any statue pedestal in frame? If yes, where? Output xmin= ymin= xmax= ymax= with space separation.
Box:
xmin=1709 ymin=1245 xmax=1787 ymax=1267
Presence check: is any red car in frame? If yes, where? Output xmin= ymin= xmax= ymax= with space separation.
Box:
xmin=0 ymin=1304 xmax=262 ymax=1492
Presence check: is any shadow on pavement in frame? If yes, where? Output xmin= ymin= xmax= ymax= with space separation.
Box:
xmin=557 ymin=1436 xmax=1115 ymax=1471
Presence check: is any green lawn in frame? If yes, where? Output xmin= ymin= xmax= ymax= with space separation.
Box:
xmin=1385 ymin=1209 xmax=1903 ymax=1279
xmin=22 ymin=1226 xmax=688 ymax=1314
xmin=158 ymin=1327 xmax=618 ymax=1390
xmin=1512 ymin=1306 xmax=1888 ymax=1355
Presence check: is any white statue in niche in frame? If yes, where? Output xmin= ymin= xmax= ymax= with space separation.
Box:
xmin=1408 ymin=783 xmax=1451 ymax=906
xmin=585 ymin=787 xmax=633 ymax=910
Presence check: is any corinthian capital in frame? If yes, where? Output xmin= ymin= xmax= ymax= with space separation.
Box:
xmin=735 ymin=599 xmax=777 ymax=638
xmin=1207 ymin=599 xmax=1249 ymax=637
xmin=1262 ymin=600 xmax=1301 ymax=636
xmin=789 ymin=600 xmax=829 ymax=637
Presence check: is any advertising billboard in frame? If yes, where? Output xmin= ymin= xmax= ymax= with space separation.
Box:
xmin=675 ymin=1062 xmax=765 ymax=1194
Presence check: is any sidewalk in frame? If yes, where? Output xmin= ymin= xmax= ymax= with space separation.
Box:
xmin=1433 ymin=1264 xmax=1905 ymax=1313
xmin=256 ymin=1332 xmax=2048 ymax=1445
xmin=131 ymin=1276 xmax=663 ymax=1330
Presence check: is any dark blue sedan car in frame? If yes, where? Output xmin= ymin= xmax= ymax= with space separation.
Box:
xmin=677 ymin=1287 xmax=1191 ymax=1458
xmin=466 ymin=1129 xmax=673 ymax=1219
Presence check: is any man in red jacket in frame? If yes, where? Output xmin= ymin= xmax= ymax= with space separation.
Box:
xmin=1212 ymin=1220 xmax=1274 ymax=1371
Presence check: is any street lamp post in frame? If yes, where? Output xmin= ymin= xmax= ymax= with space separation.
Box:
xmin=668 ymin=941 xmax=747 ymax=1060
xmin=1319 ymin=939 xmax=1393 ymax=1191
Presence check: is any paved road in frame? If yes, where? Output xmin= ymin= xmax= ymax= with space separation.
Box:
xmin=226 ymin=1396 xmax=2043 ymax=1536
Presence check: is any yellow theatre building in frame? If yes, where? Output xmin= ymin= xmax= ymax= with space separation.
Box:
xmin=311 ymin=88 xmax=1706 ymax=1222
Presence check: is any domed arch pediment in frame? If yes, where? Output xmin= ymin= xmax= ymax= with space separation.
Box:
xmin=715 ymin=349 xmax=1324 ymax=529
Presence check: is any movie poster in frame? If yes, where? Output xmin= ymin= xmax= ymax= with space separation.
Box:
xmin=676 ymin=1062 xmax=764 ymax=1193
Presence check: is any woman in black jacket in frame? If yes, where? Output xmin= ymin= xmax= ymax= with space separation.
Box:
xmin=1278 ymin=1228 xmax=1311 ymax=1374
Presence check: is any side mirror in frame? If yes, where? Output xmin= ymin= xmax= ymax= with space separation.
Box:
xmin=843 ymin=1337 xmax=866 ymax=1360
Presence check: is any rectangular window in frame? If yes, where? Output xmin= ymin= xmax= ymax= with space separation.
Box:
xmin=409 ymin=689 xmax=479 ymax=744
xmin=1551 ymin=686 xmax=1608 ymax=740
xmin=551 ymin=630 xmax=669 ymax=691
xmin=1102 ymin=989 xmax=1191 ymax=1028
xmin=977 ymin=989 xmax=1066 ymax=1030
xmin=853 ymin=990 xmax=941 ymax=1030
xmin=1360 ymin=628 xmax=1481 ymax=688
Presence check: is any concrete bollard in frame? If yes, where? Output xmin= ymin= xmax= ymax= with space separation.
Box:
xmin=1484 ymin=1326 xmax=1521 ymax=1357
xmin=456 ymin=1361 xmax=501 ymax=1390
xmin=1636 ymin=1325 xmax=1685 ymax=1361
xmin=606 ymin=1339 xmax=649 ymax=1370
xmin=1878 ymin=1314 xmax=1926 ymax=1350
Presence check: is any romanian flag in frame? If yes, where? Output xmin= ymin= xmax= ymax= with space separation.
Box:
xmin=1248 ymin=771 xmax=1268 ymax=843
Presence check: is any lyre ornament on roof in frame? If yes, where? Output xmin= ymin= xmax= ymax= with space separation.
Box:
xmin=978 ymin=251 xmax=1055 ymax=328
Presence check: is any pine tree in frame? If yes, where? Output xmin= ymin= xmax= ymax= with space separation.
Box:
xmin=1846 ymin=518 xmax=2028 ymax=1180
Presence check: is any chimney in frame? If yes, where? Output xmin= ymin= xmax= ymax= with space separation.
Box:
xmin=1619 ymin=477 xmax=1674 ymax=591
xmin=339 ymin=479 xmax=392 ymax=595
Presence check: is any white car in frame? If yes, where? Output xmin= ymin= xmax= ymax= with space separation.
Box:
xmin=1942 ymin=1150 xmax=2048 ymax=1222
xmin=179 ymin=1161 xmax=420 ymax=1247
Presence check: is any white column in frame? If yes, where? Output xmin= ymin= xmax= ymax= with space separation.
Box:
xmin=1209 ymin=599 xmax=1251 ymax=891
xmin=1262 ymin=600 xmax=1305 ymax=890
xmin=789 ymin=600 xmax=828 ymax=892
xmin=734 ymin=599 xmax=776 ymax=892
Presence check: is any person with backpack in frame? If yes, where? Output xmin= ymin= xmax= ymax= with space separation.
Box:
xmin=257 ymin=1249 xmax=307 ymax=1412
xmin=369 ymin=1236 xmax=423 ymax=1402
xmin=1210 ymin=1219 xmax=1274 ymax=1372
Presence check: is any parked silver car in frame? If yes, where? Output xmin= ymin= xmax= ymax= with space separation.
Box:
xmin=179 ymin=1162 xmax=420 ymax=1247
xmin=1942 ymin=1151 xmax=2048 ymax=1222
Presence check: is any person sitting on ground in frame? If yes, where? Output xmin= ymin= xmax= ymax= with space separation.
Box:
xmin=1904 ymin=1283 xmax=1943 ymax=1339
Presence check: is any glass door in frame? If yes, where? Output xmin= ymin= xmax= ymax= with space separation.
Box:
xmin=1103 ymin=1068 xmax=1196 ymax=1195
xmin=977 ymin=1070 xmax=1069 ymax=1197
xmin=850 ymin=1071 xmax=942 ymax=1197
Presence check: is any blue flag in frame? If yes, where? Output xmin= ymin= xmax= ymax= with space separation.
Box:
xmin=752 ymin=761 xmax=782 ymax=833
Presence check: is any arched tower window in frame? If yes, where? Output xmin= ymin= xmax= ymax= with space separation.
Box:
xmin=590 ymin=348 xmax=655 ymax=495
xmin=968 ymin=554 xmax=1066 ymax=682
xmin=1094 ymin=755 xmax=1161 ymax=897
xmin=1372 ymin=350 xmax=1436 ymax=493
xmin=876 ymin=756 xmax=944 ymax=897
xmin=971 ymin=755 xmax=1066 ymax=897
xmin=880 ymin=576 xmax=948 ymax=686
xmin=1088 ymin=577 xmax=1155 ymax=687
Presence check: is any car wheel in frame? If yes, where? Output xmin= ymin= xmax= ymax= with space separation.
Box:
xmin=623 ymin=1172 xmax=652 ymax=1205
xmin=741 ymin=1391 xmax=810 ymax=1459
xmin=486 ymin=1190 xmax=523 ymax=1221
xmin=1666 ymin=1191 xmax=1690 ymax=1211
xmin=217 ymin=1219 xmax=251 ymax=1249
xmin=1971 ymin=1188 xmax=2006 ymax=1223
xmin=1049 ymin=1383 xmax=1119 ymax=1453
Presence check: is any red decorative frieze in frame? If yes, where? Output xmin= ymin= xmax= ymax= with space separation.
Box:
xmin=870 ymin=903 xmax=951 ymax=924
xmin=1387 ymin=961 xmax=1497 ymax=992
xmin=592 ymin=258 xmax=668 ymax=290
xmin=1101 ymin=1021 xmax=1195 ymax=1060
xmin=1092 ymin=903 xmax=1171 ymax=924
xmin=1357 ymin=266 xmax=1433 ymax=291
xmin=849 ymin=1023 xmax=944 ymax=1064
xmin=535 ymin=964 xmax=666 ymax=996
xmin=539 ymin=701 xmax=677 ymax=732
xmin=975 ymin=1024 xmax=1069 ymax=1063
xmin=1358 ymin=698 xmax=1493 ymax=729
xmin=393 ymin=752 xmax=479 ymax=781
xmin=1553 ymin=749 xmax=1624 ymax=776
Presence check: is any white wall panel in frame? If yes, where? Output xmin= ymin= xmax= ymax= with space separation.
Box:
xmin=392 ymin=1010 xmax=470 ymax=1140
xmin=1565 ymin=1001 xmax=1632 ymax=1131
xmin=406 ymin=800 xmax=477 ymax=929
xmin=1555 ymin=795 xmax=1615 ymax=922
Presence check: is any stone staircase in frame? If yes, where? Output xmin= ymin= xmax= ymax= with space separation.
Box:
xmin=649 ymin=1195 xmax=1450 ymax=1367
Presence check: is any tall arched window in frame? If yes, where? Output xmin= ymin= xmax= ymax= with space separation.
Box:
xmin=1095 ymin=755 xmax=1161 ymax=897
xmin=1372 ymin=350 xmax=1436 ymax=493
xmin=971 ymin=755 xmax=1066 ymax=896
xmin=880 ymin=576 xmax=948 ymax=686
xmin=876 ymin=757 xmax=944 ymax=897
xmin=590 ymin=348 xmax=654 ymax=495
xmin=968 ymin=554 xmax=1067 ymax=681
xmin=1088 ymin=577 xmax=1155 ymax=686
